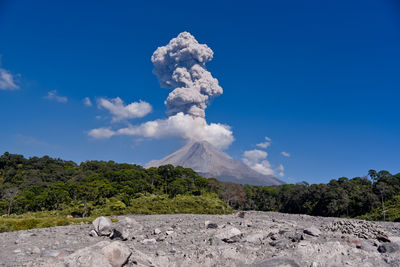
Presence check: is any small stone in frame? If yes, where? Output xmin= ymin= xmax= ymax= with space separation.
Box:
xmin=166 ymin=231 xmax=174 ymax=235
xmin=378 ymin=242 xmax=400 ymax=253
xmin=154 ymin=228 xmax=161 ymax=235
xmin=244 ymin=220 xmax=252 ymax=227
xmin=254 ymin=257 xmax=299 ymax=267
xmin=32 ymin=246 xmax=41 ymax=254
xmin=142 ymin=238 xmax=157 ymax=245
xmin=109 ymin=229 xmax=126 ymax=241
xmin=304 ymin=227 xmax=321 ymax=237
xmin=156 ymin=235 xmax=166 ymax=242
xmin=90 ymin=229 xmax=99 ymax=237
xmin=215 ymin=227 xmax=242 ymax=243
xmin=40 ymin=249 xmax=68 ymax=258
xmin=269 ymin=233 xmax=278 ymax=241
xmin=13 ymin=249 xmax=22 ymax=253
xmin=205 ymin=221 xmax=218 ymax=229
xmin=376 ymin=234 xmax=391 ymax=243
xmin=244 ymin=233 xmax=264 ymax=244
xmin=156 ymin=251 xmax=166 ymax=256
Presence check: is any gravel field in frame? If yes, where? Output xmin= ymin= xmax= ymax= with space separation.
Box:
xmin=1 ymin=211 xmax=400 ymax=267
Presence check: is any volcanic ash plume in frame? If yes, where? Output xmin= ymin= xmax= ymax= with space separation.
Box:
xmin=88 ymin=32 xmax=234 ymax=150
xmin=151 ymin=32 xmax=222 ymax=118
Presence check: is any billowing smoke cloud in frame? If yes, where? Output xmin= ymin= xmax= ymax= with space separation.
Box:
xmin=151 ymin=32 xmax=222 ymax=118
xmin=88 ymin=112 xmax=233 ymax=150
xmin=88 ymin=32 xmax=234 ymax=149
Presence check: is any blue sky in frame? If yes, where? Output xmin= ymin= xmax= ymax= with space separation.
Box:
xmin=0 ymin=0 xmax=399 ymax=184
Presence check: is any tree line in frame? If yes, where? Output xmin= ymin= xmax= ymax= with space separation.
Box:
xmin=240 ymin=170 xmax=400 ymax=220
xmin=1 ymin=152 xmax=399 ymax=221
xmin=0 ymin=152 xmax=217 ymax=216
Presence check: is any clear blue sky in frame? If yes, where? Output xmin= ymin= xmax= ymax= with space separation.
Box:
xmin=0 ymin=0 xmax=399 ymax=184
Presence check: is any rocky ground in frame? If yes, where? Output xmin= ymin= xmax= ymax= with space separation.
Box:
xmin=1 ymin=211 xmax=400 ymax=266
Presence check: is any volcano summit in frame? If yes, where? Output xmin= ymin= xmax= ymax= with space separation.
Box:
xmin=147 ymin=140 xmax=284 ymax=186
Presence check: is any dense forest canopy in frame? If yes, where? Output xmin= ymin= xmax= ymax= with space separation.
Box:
xmin=1 ymin=152 xmax=399 ymax=222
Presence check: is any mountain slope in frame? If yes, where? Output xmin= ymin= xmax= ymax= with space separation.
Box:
xmin=146 ymin=140 xmax=284 ymax=186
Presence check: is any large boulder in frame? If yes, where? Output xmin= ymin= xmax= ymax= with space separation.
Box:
xmin=93 ymin=216 xmax=113 ymax=236
xmin=62 ymin=241 xmax=112 ymax=267
xmin=101 ymin=241 xmax=132 ymax=267
xmin=61 ymin=241 xmax=131 ymax=267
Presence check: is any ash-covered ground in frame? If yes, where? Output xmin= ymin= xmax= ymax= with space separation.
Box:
xmin=1 ymin=211 xmax=400 ymax=267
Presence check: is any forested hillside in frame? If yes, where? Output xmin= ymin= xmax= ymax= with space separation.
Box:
xmin=0 ymin=152 xmax=399 ymax=226
xmin=0 ymin=152 xmax=231 ymax=218
xmin=241 ymin=170 xmax=400 ymax=221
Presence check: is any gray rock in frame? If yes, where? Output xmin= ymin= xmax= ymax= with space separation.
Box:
xmin=378 ymin=242 xmax=400 ymax=253
xmin=215 ymin=227 xmax=242 ymax=243
xmin=303 ymin=227 xmax=321 ymax=237
xmin=109 ymin=229 xmax=126 ymax=241
xmin=0 ymin=211 xmax=398 ymax=267
xmin=253 ymin=257 xmax=300 ymax=267
xmin=93 ymin=216 xmax=113 ymax=236
xmin=269 ymin=239 xmax=290 ymax=249
xmin=142 ymin=238 xmax=157 ymax=245
xmin=205 ymin=221 xmax=218 ymax=229
xmin=101 ymin=241 xmax=131 ymax=267
xmin=32 ymin=246 xmax=41 ymax=254
xmin=244 ymin=233 xmax=265 ymax=244
xmin=40 ymin=249 xmax=69 ymax=258
xmin=154 ymin=228 xmax=161 ymax=235
xmin=62 ymin=241 xmax=111 ymax=267
xmin=89 ymin=230 xmax=99 ymax=237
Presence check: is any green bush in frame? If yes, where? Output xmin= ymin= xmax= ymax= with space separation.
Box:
xmin=0 ymin=211 xmax=94 ymax=232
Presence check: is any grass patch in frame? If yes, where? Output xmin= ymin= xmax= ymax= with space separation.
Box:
xmin=0 ymin=194 xmax=232 ymax=232
xmin=0 ymin=211 xmax=94 ymax=232
xmin=126 ymin=193 xmax=233 ymax=214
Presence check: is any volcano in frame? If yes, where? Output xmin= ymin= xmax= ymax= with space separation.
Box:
xmin=146 ymin=140 xmax=284 ymax=186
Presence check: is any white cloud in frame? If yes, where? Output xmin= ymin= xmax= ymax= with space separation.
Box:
xmin=88 ymin=127 xmax=115 ymax=139
xmin=0 ymin=68 xmax=19 ymax=90
xmin=242 ymin=149 xmax=275 ymax=176
xmin=243 ymin=149 xmax=268 ymax=162
xmin=44 ymin=90 xmax=68 ymax=103
xmin=256 ymin=136 xmax=272 ymax=148
xmin=89 ymin=112 xmax=234 ymax=150
xmin=278 ymin=164 xmax=284 ymax=177
xmin=83 ymin=97 xmax=92 ymax=107
xmin=281 ymin=151 xmax=291 ymax=157
xmin=242 ymin=139 xmax=286 ymax=177
xmin=98 ymin=97 xmax=152 ymax=122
